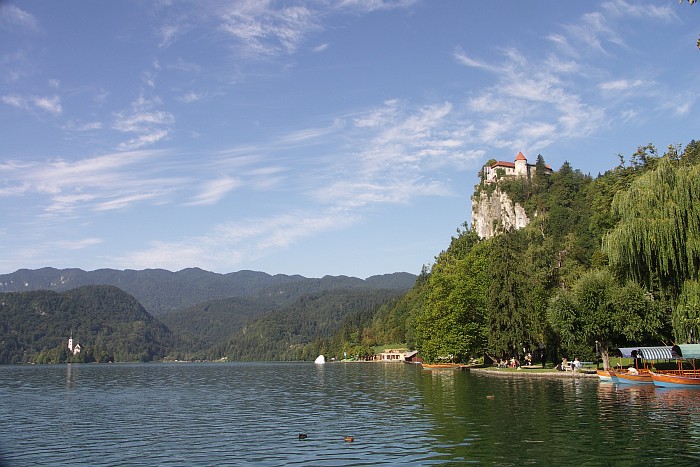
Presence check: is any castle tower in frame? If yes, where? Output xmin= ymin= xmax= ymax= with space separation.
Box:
xmin=514 ymin=151 xmax=527 ymax=176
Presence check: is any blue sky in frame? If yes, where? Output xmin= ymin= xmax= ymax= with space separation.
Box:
xmin=1 ymin=1 xmax=698 ymax=278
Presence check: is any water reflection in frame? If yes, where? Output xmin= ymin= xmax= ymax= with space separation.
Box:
xmin=65 ymin=363 xmax=78 ymax=389
xmin=413 ymin=370 xmax=700 ymax=465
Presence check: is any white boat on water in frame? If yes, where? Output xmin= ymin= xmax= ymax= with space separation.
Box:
xmin=314 ymin=355 xmax=325 ymax=364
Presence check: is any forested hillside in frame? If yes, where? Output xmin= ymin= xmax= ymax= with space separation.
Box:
xmin=0 ymin=268 xmax=415 ymax=315
xmin=326 ymin=141 xmax=700 ymax=367
xmin=0 ymin=285 xmax=174 ymax=364
xmin=214 ymin=289 xmax=405 ymax=361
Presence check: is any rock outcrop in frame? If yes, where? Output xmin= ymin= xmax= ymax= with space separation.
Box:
xmin=471 ymin=187 xmax=530 ymax=239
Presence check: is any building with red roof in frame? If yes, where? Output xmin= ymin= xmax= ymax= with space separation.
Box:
xmin=483 ymin=152 xmax=552 ymax=183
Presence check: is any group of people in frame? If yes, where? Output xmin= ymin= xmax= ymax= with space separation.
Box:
xmin=557 ymin=357 xmax=582 ymax=371
xmin=496 ymin=352 xmax=535 ymax=369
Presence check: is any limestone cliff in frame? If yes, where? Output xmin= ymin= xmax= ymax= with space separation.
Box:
xmin=471 ymin=187 xmax=530 ymax=239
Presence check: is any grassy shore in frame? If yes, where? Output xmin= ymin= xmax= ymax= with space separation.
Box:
xmin=469 ymin=366 xmax=598 ymax=379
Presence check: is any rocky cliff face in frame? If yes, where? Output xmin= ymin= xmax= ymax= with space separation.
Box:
xmin=471 ymin=187 xmax=530 ymax=239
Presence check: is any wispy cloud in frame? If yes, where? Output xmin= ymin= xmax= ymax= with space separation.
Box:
xmin=0 ymin=150 xmax=183 ymax=215
xmin=217 ymin=1 xmax=320 ymax=57
xmin=187 ymin=176 xmax=241 ymax=206
xmin=599 ymin=79 xmax=647 ymax=92
xmin=601 ymin=0 xmax=678 ymax=22
xmin=336 ymin=0 xmax=418 ymax=13
xmin=178 ymin=91 xmax=206 ymax=103
xmin=1 ymin=94 xmax=62 ymax=115
xmin=0 ymin=4 xmax=40 ymax=32
xmin=116 ymin=208 xmax=358 ymax=271
xmin=450 ymin=2 xmax=690 ymax=156
xmin=53 ymin=238 xmax=103 ymax=250
xmin=113 ymin=96 xmax=174 ymax=150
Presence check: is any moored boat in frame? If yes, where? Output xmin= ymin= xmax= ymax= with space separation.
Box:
xmin=612 ymin=369 xmax=653 ymax=385
xmin=604 ymin=346 xmax=677 ymax=385
xmin=649 ymin=371 xmax=700 ymax=388
xmin=650 ymin=344 xmax=700 ymax=388
xmin=596 ymin=369 xmax=615 ymax=382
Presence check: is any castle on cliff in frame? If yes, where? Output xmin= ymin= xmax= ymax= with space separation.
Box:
xmin=482 ymin=152 xmax=552 ymax=184
xmin=472 ymin=152 xmax=554 ymax=239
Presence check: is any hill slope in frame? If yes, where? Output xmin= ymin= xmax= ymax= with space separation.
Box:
xmin=0 ymin=285 xmax=174 ymax=364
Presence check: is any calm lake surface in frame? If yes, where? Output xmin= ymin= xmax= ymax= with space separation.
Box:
xmin=1 ymin=362 xmax=699 ymax=466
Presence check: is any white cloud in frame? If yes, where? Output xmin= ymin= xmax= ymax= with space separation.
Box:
xmin=0 ymin=150 xmax=185 ymax=216
xmin=113 ymin=97 xmax=174 ymax=149
xmin=1 ymin=94 xmax=62 ymax=115
xmin=179 ymin=91 xmax=206 ymax=103
xmin=453 ymin=49 xmax=499 ymax=72
xmin=0 ymin=4 xmax=39 ymax=31
xmin=158 ymin=21 xmax=190 ymax=48
xmin=63 ymin=120 xmax=104 ymax=131
xmin=599 ymin=79 xmax=646 ymax=91
xmin=53 ymin=238 xmax=103 ymax=250
xmin=187 ymin=176 xmax=241 ymax=206
xmin=217 ymin=1 xmax=319 ymax=57
xmin=601 ymin=0 xmax=678 ymax=22
xmin=116 ymin=208 xmax=359 ymax=271
xmin=117 ymin=129 xmax=170 ymax=150
xmin=95 ymin=192 xmax=164 ymax=211
xmin=32 ymin=95 xmax=62 ymax=115
xmin=336 ymin=0 xmax=418 ymax=13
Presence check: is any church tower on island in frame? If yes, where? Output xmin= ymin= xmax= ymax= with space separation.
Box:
xmin=67 ymin=333 xmax=81 ymax=356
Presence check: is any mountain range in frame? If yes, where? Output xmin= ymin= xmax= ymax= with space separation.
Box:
xmin=0 ymin=267 xmax=416 ymax=315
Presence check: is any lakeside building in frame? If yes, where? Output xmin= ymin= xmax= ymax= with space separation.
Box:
xmin=377 ymin=349 xmax=409 ymax=362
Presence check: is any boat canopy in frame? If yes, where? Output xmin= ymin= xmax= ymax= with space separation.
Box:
xmin=613 ymin=346 xmax=677 ymax=360
xmin=673 ymin=344 xmax=700 ymax=359
xmin=638 ymin=346 xmax=677 ymax=360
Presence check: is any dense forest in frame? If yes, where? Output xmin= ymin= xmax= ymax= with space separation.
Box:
xmin=324 ymin=141 xmax=700 ymax=367
xmin=0 ymin=281 xmax=409 ymax=364
xmin=0 ymin=286 xmax=175 ymax=364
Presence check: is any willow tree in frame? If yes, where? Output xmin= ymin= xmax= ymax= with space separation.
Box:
xmin=603 ymin=154 xmax=700 ymax=342
xmin=674 ymin=280 xmax=700 ymax=343
xmin=603 ymin=156 xmax=700 ymax=296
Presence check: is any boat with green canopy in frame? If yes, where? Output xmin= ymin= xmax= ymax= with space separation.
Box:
xmin=649 ymin=344 xmax=700 ymax=388
xmin=609 ymin=346 xmax=678 ymax=385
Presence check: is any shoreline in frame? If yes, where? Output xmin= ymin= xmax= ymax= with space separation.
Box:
xmin=467 ymin=367 xmax=598 ymax=379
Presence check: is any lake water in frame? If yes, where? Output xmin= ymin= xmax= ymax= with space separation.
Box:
xmin=1 ymin=362 xmax=699 ymax=466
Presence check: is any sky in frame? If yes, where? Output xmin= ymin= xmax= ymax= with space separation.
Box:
xmin=1 ymin=1 xmax=698 ymax=279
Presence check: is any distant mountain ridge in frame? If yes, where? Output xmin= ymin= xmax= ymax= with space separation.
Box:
xmin=0 ymin=267 xmax=417 ymax=315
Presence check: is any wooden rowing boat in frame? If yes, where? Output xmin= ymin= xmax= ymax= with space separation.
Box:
xmin=611 ymin=369 xmax=654 ymax=385
xmin=650 ymin=370 xmax=700 ymax=388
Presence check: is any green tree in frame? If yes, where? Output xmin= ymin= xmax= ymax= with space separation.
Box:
xmin=547 ymin=269 xmax=663 ymax=369
xmin=673 ymin=280 xmax=700 ymax=343
xmin=485 ymin=230 xmax=529 ymax=357
xmin=414 ymin=232 xmax=488 ymax=363
xmin=603 ymin=155 xmax=700 ymax=300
